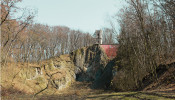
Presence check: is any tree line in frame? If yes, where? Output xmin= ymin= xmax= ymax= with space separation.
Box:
xmin=1 ymin=0 xmax=95 ymax=64
xmin=112 ymin=0 xmax=175 ymax=90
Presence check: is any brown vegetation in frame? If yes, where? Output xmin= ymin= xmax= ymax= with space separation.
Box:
xmin=1 ymin=0 xmax=175 ymax=99
xmin=110 ymin=0 xmax=175 ymax=91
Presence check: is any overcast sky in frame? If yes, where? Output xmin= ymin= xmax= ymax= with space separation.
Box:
xmin=18 ymin=0 xmax=126 ymax=33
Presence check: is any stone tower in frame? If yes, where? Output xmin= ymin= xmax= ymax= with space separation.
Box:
xmin=95 ymin=30 xmax=102 ymax=44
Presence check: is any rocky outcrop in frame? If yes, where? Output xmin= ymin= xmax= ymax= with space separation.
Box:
xmin=14 ymin=55 xmax=76 ymax=94
xmin=1 ymin=44 xmax=111 ymax=95
xmin=41 ymin=55 xmax=76 ymax=90
xmin=70 ymin=44 xmax=109 ymax=81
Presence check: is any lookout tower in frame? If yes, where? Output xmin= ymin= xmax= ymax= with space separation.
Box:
xmin=95 ymin=30 xmax=102 ymax=44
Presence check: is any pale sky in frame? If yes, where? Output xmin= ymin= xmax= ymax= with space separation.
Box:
xmin=18 ymin=0 xmax=126 ymax=33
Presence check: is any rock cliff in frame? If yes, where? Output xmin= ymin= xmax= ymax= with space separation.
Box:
xmin=70 ymin=44 xmax=109 ymax=81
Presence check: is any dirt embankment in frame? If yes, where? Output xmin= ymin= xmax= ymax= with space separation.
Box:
xmin=142 ymin=62 xmax=175 ymax=92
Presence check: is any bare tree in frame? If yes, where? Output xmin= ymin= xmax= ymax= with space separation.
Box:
xmin=1 ymin=0 xmax=35 ymax=65
xmin=112 ymin=0 xmax=175 ymax=90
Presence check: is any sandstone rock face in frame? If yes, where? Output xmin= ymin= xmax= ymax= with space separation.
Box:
xmin=70 ymin=44 xmax=109 ymax=82
xmin=42 ymin=55 xmax=76 ymax=90
xmin=16 ymin=55 xmax=76 ymax=94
